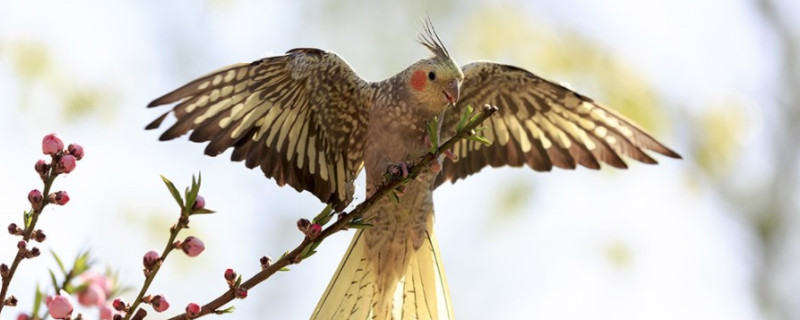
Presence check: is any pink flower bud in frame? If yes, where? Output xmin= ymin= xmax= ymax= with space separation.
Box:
xmin=49 ymin=191 xmax=69 ymax=206
xmin=224 ymin=268 xmax=237 ymax=283
xmin=192 ymin=196 xmax=205 ymax=210
xmin=28 ymin=189 xmax=43 ymax=207
xmin=35 ymin=160 xmax=49 ymax=175
xmin=112 ymin=298 xmax=126 ymax=312
xmin=100 ymin=304 xmax=115 ymax=320
xmin=309 ymin=223 xmax=322 ymax=236
xmin=151 ymin=294 xmax=169 ymax=313
xmin=235 ymin=288 xmax=248 ymax=299
xmin=181 ymin=236 xmax=205 ymax=257
xmin=143 ymin=250 xmax=160 ymax=270
xmin=17 ymin=240 xmax=26 ymax=250
xmin=7 ymin=223 xmax=18 ymax=235
xmin=42 ymin=134 xmax=64 ymax=156
xmin=57 ymin=155 xmax=76 ymax=174
xmin=17 ymin=313 xmax=30 ymax=320
xmin=186 ymin=303 xmax=201 ymax=317
xmin=45 ymin=295 xmax=73 ymax=319
xmin=260 ymin=256 xmax=272 ymax=270
xmin=77 ymin=283 xmax=106 ymax=307
xmin=67 ymin=144 xmax=84 ymax=160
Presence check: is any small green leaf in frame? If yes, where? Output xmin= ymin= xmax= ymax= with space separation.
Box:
xmin=49 ymin=270 xmax=59 ymax=294
xmin=73 ymin=250 xmax=93 ymax=274
xmin=187 ymin=173 xmax=201 ymax=210
xmin=279 ymin=267 xmax=290 ymax=272
xmin=466 ymin=135 xmax=492 ymax=146
xmin=427 ymin=117 xmax=439 ymax=153
xmin=191 ymin=208 xmax=216 ymax=214
xmin=219 ymin=306 xmax=236 ymax=313
xmin=160 ymin=175 xmax=184 ymax=209
xmin=347 ymin=222 xmax=373 ymax=229
xmin=312 ymin=204 xmax=334 ymax=225
xmin=387 ymin=191 xmax=400 ymax=205
xmin=50 ymin=249 xmax=66 ymax=275
xmin=32 ymin=284 xmax=43 ymax=317
xmin=302 ymin=250 xmax=317 ymax=259
xmin=23 ymin=210 xmax=32 ymax=229
xmin=457 ymin=105 xmax=474 ymax=131
xmin=235 ymin=275 xmax=242 ymax=287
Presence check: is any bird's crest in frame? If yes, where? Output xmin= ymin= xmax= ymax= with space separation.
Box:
xmin=418 ymin=17 xmax=450 ymax=59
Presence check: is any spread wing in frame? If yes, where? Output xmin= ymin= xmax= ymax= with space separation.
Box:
xmin=147 ymin=49 xmax=374 ymax=210
xmin=435 ymin=62 xmax=681 ymax=187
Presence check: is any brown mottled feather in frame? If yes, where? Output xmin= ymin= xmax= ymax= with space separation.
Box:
xmin=435 ymin=62 xmax=681 ymax=187
xmin=147 ymin=49 xmax=374 ymax=210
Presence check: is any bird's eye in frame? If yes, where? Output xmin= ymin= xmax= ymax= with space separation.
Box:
xmin=428 ymin=71 xmax=436 ymax=80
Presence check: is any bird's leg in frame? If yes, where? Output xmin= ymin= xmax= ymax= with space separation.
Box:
xmin=385 ymin=161 xmax=410 ymax=179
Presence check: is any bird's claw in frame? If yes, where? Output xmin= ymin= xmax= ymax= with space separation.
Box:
xmin=386 ymin=162 xmax=410 ymax=180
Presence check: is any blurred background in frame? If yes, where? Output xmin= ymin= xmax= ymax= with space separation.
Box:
xmin=0 ymin=0 xmax=797 ymax=319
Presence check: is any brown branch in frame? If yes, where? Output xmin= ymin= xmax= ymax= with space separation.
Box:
xmin=166 ymin=104 xmax=498 ymax=320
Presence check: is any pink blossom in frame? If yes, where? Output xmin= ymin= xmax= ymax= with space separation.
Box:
xmin=151 ymin=295 xmax=169 ymax=313
xmin=34 ymin=160 xmax=48 ymax=175
xmin=77 ymin=283 xmax=106 ymax=307
xmin=99 ymin=304 xmax=115 ymax=320
xmin=16 ymin=314 xmax=30 ymax=320
xmin=112 ymin=298 xmax=126 ymax=311
xmin=67 ymin=144 xmax=84 ymax=160
xmin=42 ymin=134 xmax=64 ymax=156
xmin=57 ymin=155 xmax=76 ymax=174
xmin=45 ymin=295 xmax=73 ymax=319
xmin=235 ymin=287 xmax=248 ymax=299
xmin=81 ymin=272 xmax=113 ymax=296
xmin=224 ymin=268 xmax=237 ymax=282
xmin=181 ymin=236 xmax=205 ymax=257
xmin=185 ymin=303 xmax=201 ymax=317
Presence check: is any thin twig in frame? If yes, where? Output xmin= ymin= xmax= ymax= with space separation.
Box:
xmin=167 ymin=104 xmax=498 ymax=319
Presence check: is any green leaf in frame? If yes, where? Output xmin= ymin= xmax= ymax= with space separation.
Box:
xmin=160 ymin=175 xmax=184 ymax=209
xmin=387 ymin=191 xmax=400 ymax=205
xmin=73 ymin=250 xmax=93 ymax=274
xmin=191 ymin=208 xmax=216 ymax=214
xmin=50 ymin=249 xmax=66 ymax=275
xmin=234 ymin=275 xmax=242 ymax=287
xmin=347 ymin=222 xmax=373 ymax=229
xmin=457 ymin=105 xmax=474 ymax=132
xmin=427 ymin=116 xmax=439 ymax=153
xmin=219 ymin=306 xmax=236 ymax=313
xmin=49 ymin=270 xmax=59 ymax=294
xmin=32 ymin=284 xmax=43 ymax=317
xmin=302 ymin=250 xmax=317 ymax=259
xmin=279 ymin=267 xmax=290 ymax=272
xmin=187 ymin=173 xmax=201 ymax=211
xmin=312 ymin=204 xmax=334 ymax=225
xmin=466 ymin=135 xmax=492 ymax=146
xmin=23 ymin=210 xmax=32 ymax=229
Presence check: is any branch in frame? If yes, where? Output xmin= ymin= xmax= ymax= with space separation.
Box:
xmin=167 ymin=104 xmax=498 ymax=319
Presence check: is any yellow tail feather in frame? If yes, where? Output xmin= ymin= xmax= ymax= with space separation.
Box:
xmin=310 ymin=222 xmax=452 ymax=320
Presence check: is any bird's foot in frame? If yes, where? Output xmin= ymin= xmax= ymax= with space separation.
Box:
xmin=386 ymin=162 xmax=410 ymax=180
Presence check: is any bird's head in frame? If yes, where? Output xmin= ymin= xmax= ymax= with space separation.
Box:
xmin=406 ymin=19 xmax=463 ymax=115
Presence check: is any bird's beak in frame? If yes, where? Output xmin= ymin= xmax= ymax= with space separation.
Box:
xmin=443 ymin=80 xmax=460 ymax=105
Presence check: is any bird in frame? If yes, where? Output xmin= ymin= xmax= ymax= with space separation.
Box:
xmin=146 ymin=19 xmax=680 ymax=320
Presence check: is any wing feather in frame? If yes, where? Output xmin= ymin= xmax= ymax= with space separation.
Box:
xmin=436 ymin=62 xmax=680 ymax=187
xmin=148 ymin=49 xmax=374 ymax=210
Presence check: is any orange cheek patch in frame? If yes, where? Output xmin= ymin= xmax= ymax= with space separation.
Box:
xmin=410 ymin=70 xmax=427 ymax=91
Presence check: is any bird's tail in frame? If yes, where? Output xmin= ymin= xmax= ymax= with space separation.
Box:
xmin=310 ymin=220 xmax=453 ymax=320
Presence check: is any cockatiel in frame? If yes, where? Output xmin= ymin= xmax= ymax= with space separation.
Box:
xmin=147 ymin=20 xmax=680 ymax=320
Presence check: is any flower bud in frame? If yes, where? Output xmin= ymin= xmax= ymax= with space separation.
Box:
xmin=7 ymin=223 xmax=19 ymax=236
xmin=17 ymin=240 xmax=26 ymax=250
xmin=35 ymin=160 xmax=49 ymax=175
xmin=45 ymin=295 xmax=73 ymax=319
xmin=1 ymin=264 xmax=9 ymax=278
xmin=308 ymin=223 xmax=322 ymax=239
xmin=33 ymin=230 xmax=46 ymax=242
xmin=49 ymin=191 xmax=70 ymax=206
xmin=296 ymin=218 xmax=310 ymax=232
xmin=235 ymin=288 xmax=248 ymax=299
xmin=28 ymin=190 xmax=43 ymax=208
xmin=143 ymin=250 xmax=160 ymax=270
xmin=67 ymin=144 xmax=84 ymax=160
xmin=112 ymin=298 xmax=127 ymax=312
xmin=186 ymin=303 xmax=201 ymax=317
xmin=192 ymin=196 xmax=205 ymax=210
xmin=26 ymin=247 xmax=40 ymax=258
xmin=181 ymin=236 xmax=205 ymax=257
xmin=17 ymin=313 xmax=30 ymax=320
xmin=56 ymin=155 xmax=77 ymax=174
xmin=260 ymin=256 xmax=272 ymax=270
xmin=150 ymin=294 xmax=169 ymax=313
xmin=42 ymin=134 xmax=64 ymax=156
xmin=224 ymin=268 xmax=237 ymax=284
xmin=4 ymin=295 xmax=17 ymax=306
